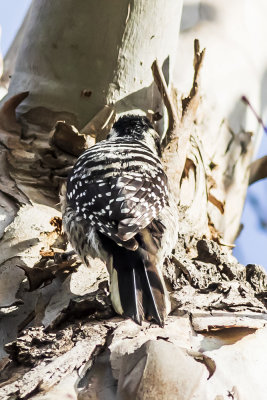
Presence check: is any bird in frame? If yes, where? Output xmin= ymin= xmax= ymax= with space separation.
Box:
xmin=61 ymin=114 xmax=178 ymax=326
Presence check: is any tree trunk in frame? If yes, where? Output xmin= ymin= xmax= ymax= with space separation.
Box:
xmin=0 ymin=1 xmax=267 ymax=399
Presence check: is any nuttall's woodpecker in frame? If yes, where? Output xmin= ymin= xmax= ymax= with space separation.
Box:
xmin=62 ymin=115 xmax=178 ymax=326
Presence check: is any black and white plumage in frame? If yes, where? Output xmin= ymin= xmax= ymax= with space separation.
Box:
xmin=62 ymin=115 xmax=178 ymax=326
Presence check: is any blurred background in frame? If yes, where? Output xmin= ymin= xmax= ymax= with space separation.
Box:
xmin=0 ymin=0 xmax=31 ymax=55
xmin=0 ymin=0 xmax=266 ymax=269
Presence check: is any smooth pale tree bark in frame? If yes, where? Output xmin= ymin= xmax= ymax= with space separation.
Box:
xmin=5 ymin=0 xmax=182 ymax=129
xmin=175 ymin=0 xmax=267 ymax=243
xmin=0 ymin=1 xmax=267 ymax=400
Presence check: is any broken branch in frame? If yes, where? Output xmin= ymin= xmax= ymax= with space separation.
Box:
xmin=152 ymin=40 xmax=205 ymax=201
xmin=0 ymin=91 xmax=29 ymax=132
xmin=249 ymin=155 xmax=267 ymax=185
xmin=181 ymin=39 xmax=205 ymax=117
xmin=151 ymin=59 xmax=179 ymax=147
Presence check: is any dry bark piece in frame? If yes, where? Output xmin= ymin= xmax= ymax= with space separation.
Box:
xmin=76 ymin=348 xmax=117 ymax=400
xmin=66 ymin=285 xmax=113 ymax=319
xmin=81 ymin=105 xmax=116 ymax=144
xmin=18 ymin=255 xmax=79 ymax=292
xmin=0 ymin=261 xmax=25 ymax=309
xmin=0 ymin=91 xmax=29 ymax=132
xmin=50 ymin=121 xmax=86 ymax=157
xmin=1 ymin=323 xmax=110 ymax=399
xmin=168 ymin=237 xmax=267 ymax=314
xmin=187 ymin=350 xmax=216 ymax=379
xmin=208 ymin=193 xmax=225 ymax=214
xmin=191 ymin=311 xmax=267 ymax=332
xmin=4 ymin=326 xmax=59 ymax=366
xmin=41 ymin=282 xmax=114 ymax=330
xmin=49 ymin=216 xmax=63 ymax=234
xmin=109 ymin=317 xmax=193 ymax=381
xmin=0 ymin=149 xmax=30 ymax=207
xmin=117 ymin=340 xmax=208 ymax=400
xmin=246 ymin=264 xmax=267 ymax=293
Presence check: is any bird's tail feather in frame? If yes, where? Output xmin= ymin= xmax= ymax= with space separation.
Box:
xmin=110 ymin=248 xmax=168 ymax=326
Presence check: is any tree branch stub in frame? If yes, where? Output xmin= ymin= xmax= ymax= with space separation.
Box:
xmin=249 ymin=155 xmax=267 ymax=185
xmin=152 ymin=39 xmax=206 ymax=202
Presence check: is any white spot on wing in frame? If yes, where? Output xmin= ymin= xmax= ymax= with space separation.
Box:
xmin=125 ymin=185 xmax=137 ymax=191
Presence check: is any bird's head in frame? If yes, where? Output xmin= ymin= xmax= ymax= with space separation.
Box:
xmin=108 ymin=115 xmax=161 ymax=155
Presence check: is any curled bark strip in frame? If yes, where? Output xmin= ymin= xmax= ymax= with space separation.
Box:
xmin=81 ymin=105 xmax=116 ymax=144
xmin=50 ymin=121 xmax=86 ymax=157
xmin=191 ymin=312 xmax=265 ymax=332
xmin=0 ymin=91 xmax=29 ymax=132
xmin=208 ymin=193 xmax=225 ymax=214
xmin=0 ymin=151 xmax=30 ymax=206
xmin=18 ymin=255 xmax=79 ymax=291
xmin=187 ymin=350 xmax=216 ymax=379
xmin=249 ymin=155 xmax=267 ymax=185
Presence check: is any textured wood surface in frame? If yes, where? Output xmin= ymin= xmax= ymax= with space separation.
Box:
xmin=1 ymin=1 xmax=267 ymax=399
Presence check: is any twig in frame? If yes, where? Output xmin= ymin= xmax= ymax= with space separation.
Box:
xmin=242 ymin=96 xmax=267 ymax=134
xmin=151 ymin=40 xmax=206 ymax=200
xmin=81 ymin=105 xmax=116 ymax=145
xmin=249 ymin=155 xmax=267 ymax=185
xmin=151 ymin=60 xmax=179 ymax=147
xmin=181 ymin=39 xmax=205 ymax=117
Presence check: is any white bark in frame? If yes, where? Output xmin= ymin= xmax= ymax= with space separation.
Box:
xmin=174 ymin=0 xmax=267 ymax=242
xmin=0 ymin=1 xmax=267 ymax=399
xmin=0 ymin=0 xmax=183 ymax=361
xmin=2 ymin=316 xmax=267 ymax=400
xmin=4 ymin=0 xmax=183 ymax=129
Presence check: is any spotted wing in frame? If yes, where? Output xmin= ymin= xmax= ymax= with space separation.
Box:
xmin=66 ymin=138 xmax=169 ymax=248
xmin=67 ymin=171 xmax=168 ymax=245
